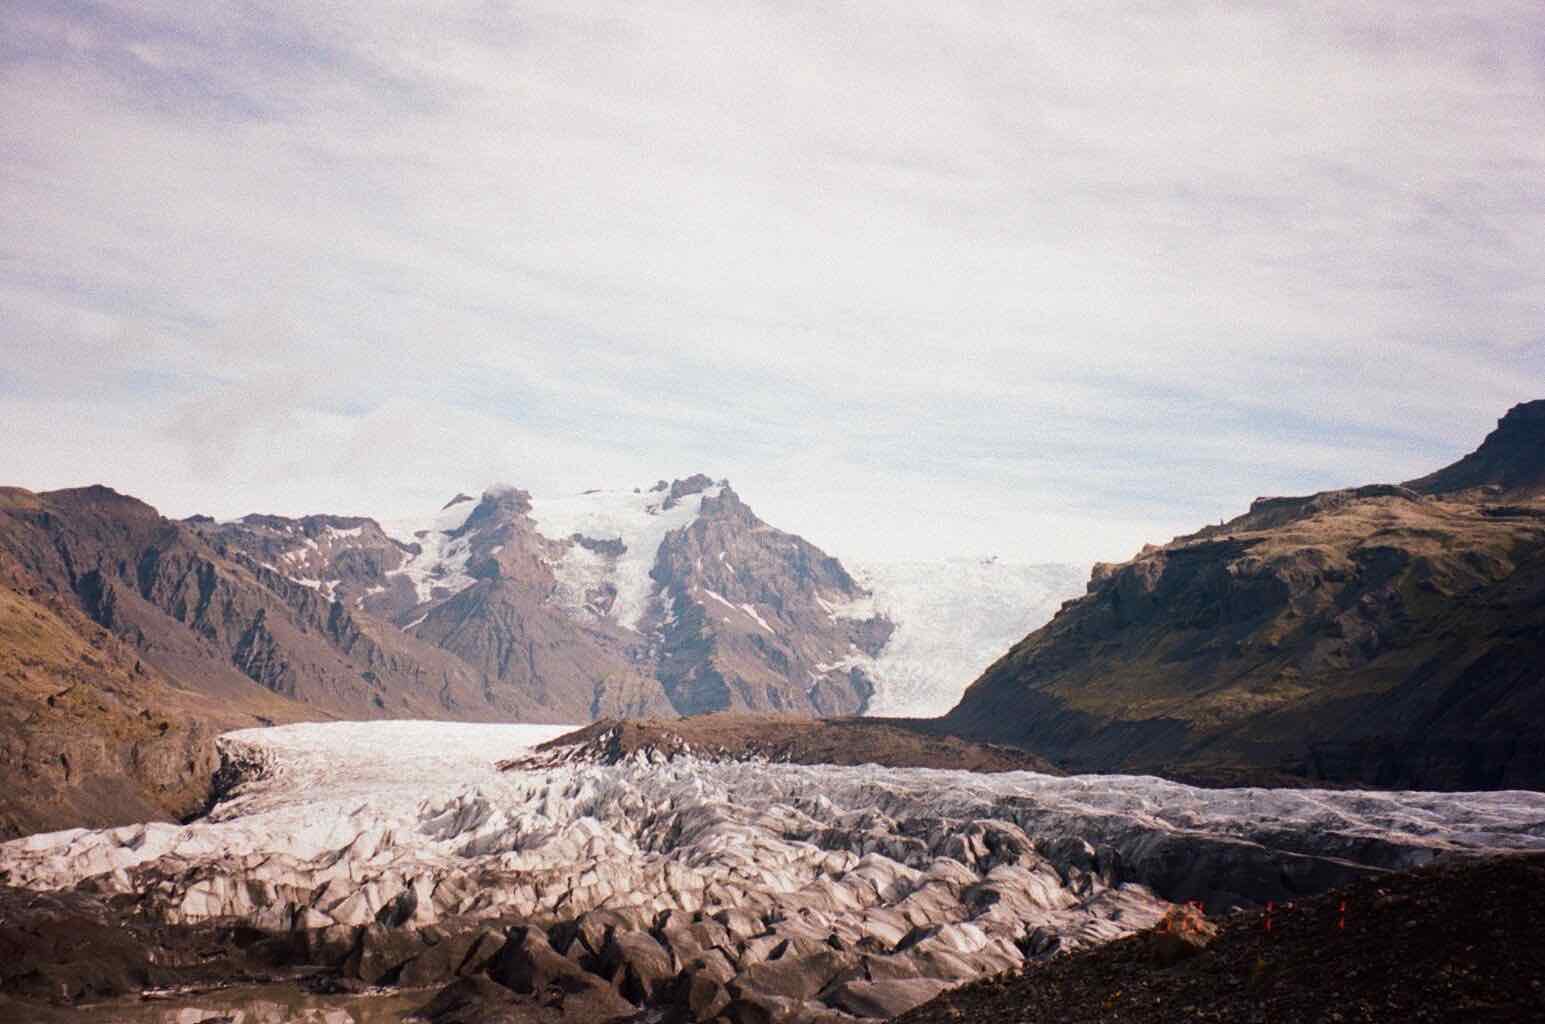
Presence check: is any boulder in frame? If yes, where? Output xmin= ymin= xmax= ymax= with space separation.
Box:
xmin=598 ymin=929 xmax=676 ymax=1003
xmin=343 ymin=923 xmax=424 ymax=984
xmin=397 ymin=925 xmax=487 ymax=989
xmin=660 ymin=918 xmax=733 ymax=961
xmin=724 ymin=991 xmax=810 ymax=1024
xmin=732 ymin=951 xmax=856 ymax=1003
xmin=484 ymin=926 xmax=635 ymax=1019
xmin=550 ymin=908 xmax=634 ymax=959
xmin=413 ymin=976 xmax=526 ymax=1024
xmin=684 ymin=971 xmax=732 ymax=1019
xmin=825 ymin=977 xmax=952 ymax=1018
xmin=486 ymin=926 xmax=594 ymax=995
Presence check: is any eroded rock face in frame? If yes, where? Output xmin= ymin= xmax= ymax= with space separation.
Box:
xmin=1405 ymin=399 xmax=1545 ymax=498
xmin=4 ymin=721 xmax=1543 ymax=1021
xmin=646 ymin=483 xmax=893 ymax=716
xmin=0 ymin=485 xmax=558 ymax=732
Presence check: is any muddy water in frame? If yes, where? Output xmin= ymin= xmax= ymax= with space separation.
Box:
xmin=69 ymin=983 xmax=430 ymax=1024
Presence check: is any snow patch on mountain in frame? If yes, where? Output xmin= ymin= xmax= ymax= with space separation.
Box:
xmin=531 ymin=484 xmax=723 ymax=630
xmin=380 ymin=499 xmax=481 ymax=604
xmin=851 ymin=559 xmax=1089 ymax=717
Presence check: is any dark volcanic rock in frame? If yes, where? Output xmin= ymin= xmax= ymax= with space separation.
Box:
xmin=662 ymin=472 xmax=717 ymax=510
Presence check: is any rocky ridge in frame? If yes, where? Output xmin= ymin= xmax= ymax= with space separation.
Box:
xmin=508 ymin=715 xmax=1061 ymax=774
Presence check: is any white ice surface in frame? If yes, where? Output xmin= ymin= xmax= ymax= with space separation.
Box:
xmin=529 ymin=485 xmax=722 ymax=630
xmin=6 ymin=721 xmax=1544 ymax=908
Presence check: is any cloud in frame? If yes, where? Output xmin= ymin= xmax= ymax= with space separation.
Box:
xmin=1 ymin=1 xmax=1542 ymax=563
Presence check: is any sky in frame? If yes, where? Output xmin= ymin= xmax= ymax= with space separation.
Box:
xmin=2 ymin=2 xmax=1542 ymax=565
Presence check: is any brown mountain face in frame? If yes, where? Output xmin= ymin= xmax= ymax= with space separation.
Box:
xmin=944 ymin=401 xmax=1545 ymax=790
xmin=0 ymin=584 xmax=214 ymax=840
xmin=190 ymin=513 xmax=420 ymax=620
xmin=0 ymin=484 xmax=583 ymax=835
xmin=0 ymin=526 xmax=305 ymax=840
xmin=0 ymin=486 xmax=552 ymax=723
xmin=402 ymin=489 xmax=675 ymax=720
xmin=645 ymin=483 xmax=892 ymax=715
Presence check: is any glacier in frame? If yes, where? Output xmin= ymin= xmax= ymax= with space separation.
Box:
xmin=845 ymin=559 xmax=1090 ymax=717
xmin=4 ymin=721 xmax=1544 ymax=1021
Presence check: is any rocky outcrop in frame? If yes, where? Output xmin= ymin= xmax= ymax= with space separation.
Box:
xmin=1405 ymin=399 xmax=1545 ymax=497
xmin=0 ymin=497 xmax=314 ymax=839
xmin=510 ymin=716 xmax=1060 ymax=774
xmin=0 ymin=563 xmax=237 ymax=840
xmin=944 ymin=402 xmax=1545 ymax=789
xmin=191 ymin=512 xmax=420 ymax=620
xmin=646 ymin=483 xmax=893 ymax=716
xmin=414 ymin=577 xmax=672 ymax=720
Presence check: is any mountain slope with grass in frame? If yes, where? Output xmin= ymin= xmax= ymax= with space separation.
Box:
xmin=944 ymin=401 xmax=1545 ymax=789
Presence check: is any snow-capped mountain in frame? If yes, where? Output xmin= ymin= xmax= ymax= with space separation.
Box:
xmin=225 ymin=474 xmax=1086 ymax=720
xmin=194 ymin=474 xmax=1084 ymax=722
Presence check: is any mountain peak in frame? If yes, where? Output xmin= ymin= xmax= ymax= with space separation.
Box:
xmin=39 ymin=484 xmax=161 ymax=520
xmin=1406 ymin=398 xmax=1545 ymax=497
xmin=662 ymin=473 xmax=721 ymax=510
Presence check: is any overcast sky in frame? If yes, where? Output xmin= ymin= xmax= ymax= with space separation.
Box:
xmin=2 ymin=2 xmax=1542 ymax=564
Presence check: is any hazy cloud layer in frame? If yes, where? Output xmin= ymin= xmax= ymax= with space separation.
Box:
xmin=2 ymin=1 xmax=1542 ymax=562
